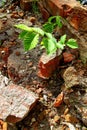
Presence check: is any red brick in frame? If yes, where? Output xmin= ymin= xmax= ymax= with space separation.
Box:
xmin=42 ymin=0 xmax=87 ymax=32
xmin=0 ymin=83 xmax=38 ymax=123
xmin=41 ymin=0 xmax=87 ymax=62
xmin=63 ymin=52 xmax=75 ymax=63
xmin=38 ymin=2 xmax=50 ymax=21
xmin=38 ymin=53 xmax=60 ymax=79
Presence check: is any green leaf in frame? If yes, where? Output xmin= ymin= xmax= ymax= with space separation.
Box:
xmin=56 ymin=16 xmax=62 ymax=28
xmin=66 ymin=39 xmax=78 ymax=49
xmin=45 ymin=32 xmax=53 ymax=39
xmin=19 ymin=31 xmax=28 ymax=39
xmin=56 ymin=34 xmax=66 ymax=49
xmin=14 ymin=24 xmax=32 ymax=31
xmin=43 ymin=23 xmax=54 ymax=33
xmin=15 ymin=24 xmax=44 ymax=36
xmin=48 ymin=16 xmax=56 ymax=23
xmin=23 ymin=32 xmax=39 ymax=51
xmin=42 ymin=38 xmax=57 ymax=54
xmin=56 ymin=41 xmax=65 ymax=49
xmin=60 ymin=34 xmax=66 ymax=44
xmin=32 ymin=27 xmax=44 ymax=36
xmin=45 ymin=32 xmax=57 ymax=44
xmin=48 ymin=16 xmax=62 ymax=28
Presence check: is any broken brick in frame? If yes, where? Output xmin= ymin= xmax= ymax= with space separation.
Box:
xmin=38 ymin=2 xmax=50 ymax=21
xmin=63 ymin=52 xmax=75 ymax=63
xmin=38 ymin=53 xmax=60 ymax=79
xmin=42 ymin=0 xmax=87 ymax=31
xmin=0 ymin=83 xmax=38 ymax=123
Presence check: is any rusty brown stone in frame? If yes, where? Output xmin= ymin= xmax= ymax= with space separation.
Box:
xmin=42 ymin=0 xmax=87 ymax=31
xmin=0 ymin=83 xmax=38 ymax=123
xmin=42 ymin=0 xmax=80 ymax=17
xmin=20 ymin=0 xmax=32 ymax=11
xmin=38 ymin=53 xmax=60 ymax=79
xmin=38 ymin=1 xmax=50 ymax=21
xmin=41 ymin=0 xmax=87 ymax=62
xmin=0 ymin=47 xmax=10 ymax=63
xmin=29 ymin=17 xmax=36 ymax=24
xmin=67 ymin=7 xmax=87 ymax=31
xmin=18 ymin=11 xmax=24 ymax=17
xmin=42 ymin=0 xmax=63 ymax=17
xmin=63 ymin=52 xmax=75 ymax=63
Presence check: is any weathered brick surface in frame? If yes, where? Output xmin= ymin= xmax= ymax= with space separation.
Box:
xmin=0 ymin=76 xmax=38 ymax=123
xmin=41 ymin=0 xmax=87 ymax=62
xmin=38 ymin=53 xmax=60 ymax=79
xmin=63 ymin=52 xmax=75 ymax=63
xmin=42 ymin=0 xmax=87 ymax=32
xmin=38 ymin=2 xmax=50 ymax=21
xmin=42 ymin=0 xmax=79 ymax=16
xmin=67 ymin=6 xmax=87 ymax=32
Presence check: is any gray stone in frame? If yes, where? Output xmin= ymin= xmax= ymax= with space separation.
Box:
xmin=0 ymin=82 xmax=38 ymax=123
xmin=7 ymin=48 xmax=29 ymax=83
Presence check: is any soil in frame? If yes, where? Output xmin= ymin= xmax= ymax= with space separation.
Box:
xmin=0 ymin=1 xmax=87 ymax=130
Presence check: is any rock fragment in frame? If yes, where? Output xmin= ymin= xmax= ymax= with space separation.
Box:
xmin=63 ymin=67 xmax=79 ymax=88
xmin=38 ymin=52 xmax=60 ymax=79
xmin=20 ymin=0 xmax=32 ymax=11
xmin=41 ymin=0 xmax=87 ymax=62
xmin=0 ymin=83 xmax=38 ymax=123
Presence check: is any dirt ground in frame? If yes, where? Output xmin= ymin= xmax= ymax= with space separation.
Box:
xmin=0 ymin=1 xmax=87 ymax=130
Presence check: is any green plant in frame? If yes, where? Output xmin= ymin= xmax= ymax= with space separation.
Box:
xmin=15 ymin=16 xmax=78 ymax=55
xmin=43 ymin=16 xmax=63 ymax=33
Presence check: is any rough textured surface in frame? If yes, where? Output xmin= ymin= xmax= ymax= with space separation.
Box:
xmin=42 ymin=0 xmax=87 ymax=31
xmin=0 ymin=75 xmax=38 ymax=123
xmin=38 ymin=52 xmax=60 ymax=79
xmin=7 ymin=47 xmax=37 ymax=83
xmin=38 ymin=2 xmax=50 ymax=21
xmin=41 ymin=0 xmax=87 ymax=62
xmin=63 ymin=66 xmax=87 ymax=88
xmin=63 ymin=67 xmax=79 ymax=88
xmin=7 ymin=45 xmax=42 ymax=84
xmin=7 ymin=48 xmax=26 ymax=83
xmin=20 ymin=0 xmax=32 ymax=11
xmin=42 ymin=0 xmax=79 ymax=17
xmin=0 ymin=1 xmax=87 ymax=129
